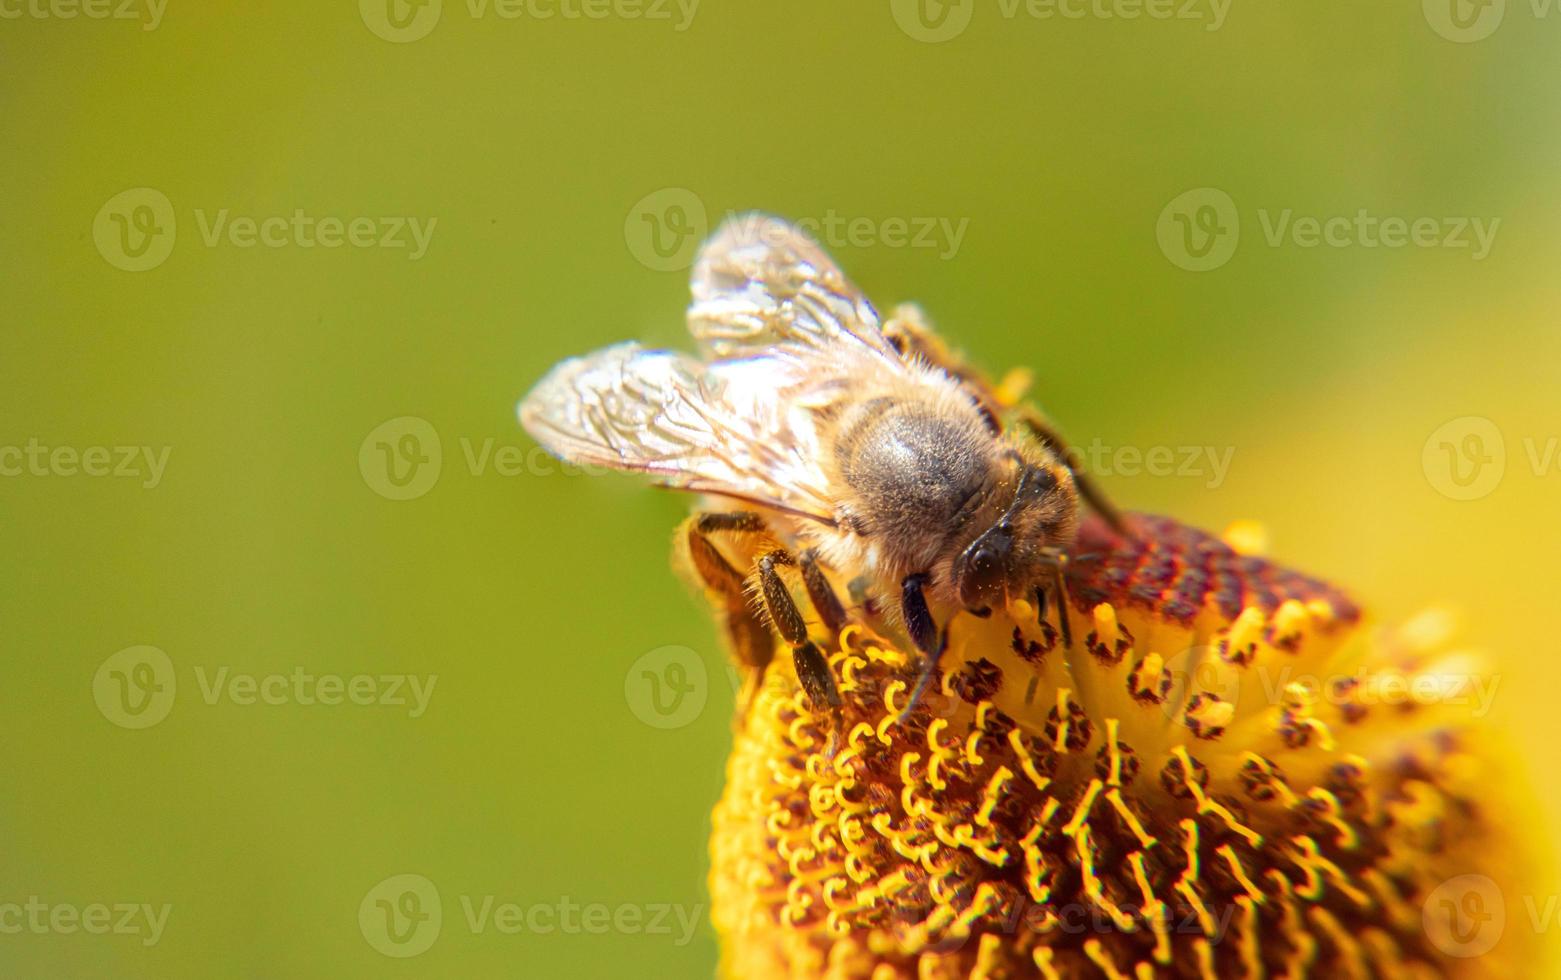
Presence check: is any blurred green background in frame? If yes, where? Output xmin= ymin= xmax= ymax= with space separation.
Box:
xmin=3 ymin=1 xmax=1560 ymax=975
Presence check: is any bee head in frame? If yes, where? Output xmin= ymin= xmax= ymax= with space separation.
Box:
xmin=951 ymin=458 xmax=1076 ymax=610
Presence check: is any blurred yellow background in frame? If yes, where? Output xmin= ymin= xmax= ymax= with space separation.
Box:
xmin=2 ymin=1 xmax=1558 ymax=975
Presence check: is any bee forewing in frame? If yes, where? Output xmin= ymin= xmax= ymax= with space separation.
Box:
xmin=518 ymin=342 xmax=837 ymax=523
xmin=688 ymin=214 xmax=901 ymax=364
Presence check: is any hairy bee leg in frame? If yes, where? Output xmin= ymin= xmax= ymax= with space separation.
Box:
xmin=708 ymin=513 xmax=850 ymax=635
xmin=901 ymin=573 xmax=940 ymax=657
xmin=686 ymin=517 xmax=773 ymax=716
xmin=691 ymin=511 xmax=845 ymax=727
xmin=1034 ymin=549 xmax=1074 ymax=648
xmin=1015 ymin=407 xmax=1131 ymax=538
xmin=799 ymin=549 xmax=847 ymax=635
xmin=899 ymin=573 xmax=952 ymax=720
xmin=756 ymin=551 xmax=844 ymax=729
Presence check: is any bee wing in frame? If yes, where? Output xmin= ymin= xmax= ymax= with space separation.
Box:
xmin=518 ymin=342 xmax=839 ymax=523
xmin=687 ymin=214 xmax=902 ymax=364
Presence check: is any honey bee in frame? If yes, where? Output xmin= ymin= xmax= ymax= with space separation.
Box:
xmin=520 ymin=214 xmax=1123 ymax=714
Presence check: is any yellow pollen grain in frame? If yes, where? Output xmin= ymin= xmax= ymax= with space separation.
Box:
xmin=1062 ymin=777 xmax=1104 ymax=837
xmin=1032 ymin=947 xmax=1062 ymax=980
xmin=1290 ymin=835 xmax=1371 ymax=907
xmin=1052 ymin=687 xmax=1075 ymax=752
xmin=1216 ymin=844 xmax=1266 ymax=904
xmin=962 ymin=730 xmax=987 ymax=768
xmin=975 ymin=767 xmax=1013 ymax=828
xmin=1105 ymin=788 xmax=1157 ymax=849
xmin=1075 ymin=823 xmax=1136 ymax=931
xmin=1308 ymin=906 xmax=1368 ymax=980
xmin=971 ymin=932 xmax=1005 ymax=980
xmin=1306 ymin=787 xmax=1359 ymax=849
xmin=1221 ymin=519 xmax=1269 ymax=556
xmin=1083 ymin=938 xmax=1131 ymax=980
xmin=994 ymin=366 xmax=1032 ymax=406
xmin=1175 ymin=879 xmax=1216 ymax=938
xmin=838 ymin=655 xmax=867 ymax=688
xmin=1222 ymin=607 xmax=1266 ymax=664
xmin=1234 ymin=895 xmax=1261 ymax=978
xmin=1104 ymin=718 xmax=1124 ymax=785
xmin=1007 ymin=729 xmax=1051 ymax=791
xmin=1192 ymin=938 xmax=1217 ymax=980
xmin=1128 ymin=851 xmax=1171 ymax=964
xmin=1094 ymin=603 xmax=1120 ymax=645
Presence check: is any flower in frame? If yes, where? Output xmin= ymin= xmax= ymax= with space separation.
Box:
xmin=703 ymin=512 xmax=1533 ymax=978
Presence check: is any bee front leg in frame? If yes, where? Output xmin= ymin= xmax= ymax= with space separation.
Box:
xmin=798 ymin=549 xmax=847 ymax=636
xmin=899 ymin=573 xmax=950 ymax=721
xmin=1034 ymin=547 xmax=1074 ymax=649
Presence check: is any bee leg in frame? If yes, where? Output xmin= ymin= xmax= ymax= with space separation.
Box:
xmin=799 ymin=549 xmax=848 ymax=636
xmin=756 ymin=551 xmax=844 ymax=744
xmin=691 ymin=512 xmax=846 ymax=741
xmin=899 ymin=573 xmax=952 ymax=720
xmin=1015 ymin=407 xmax=1131 ymax=538
xmin=1034 ymin=548 xmax=1074 ymax=648
xmin=686 ymin=517 xmax=773 ymax=717
xmin=696 ymin=510 xmax=769 ymax=535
